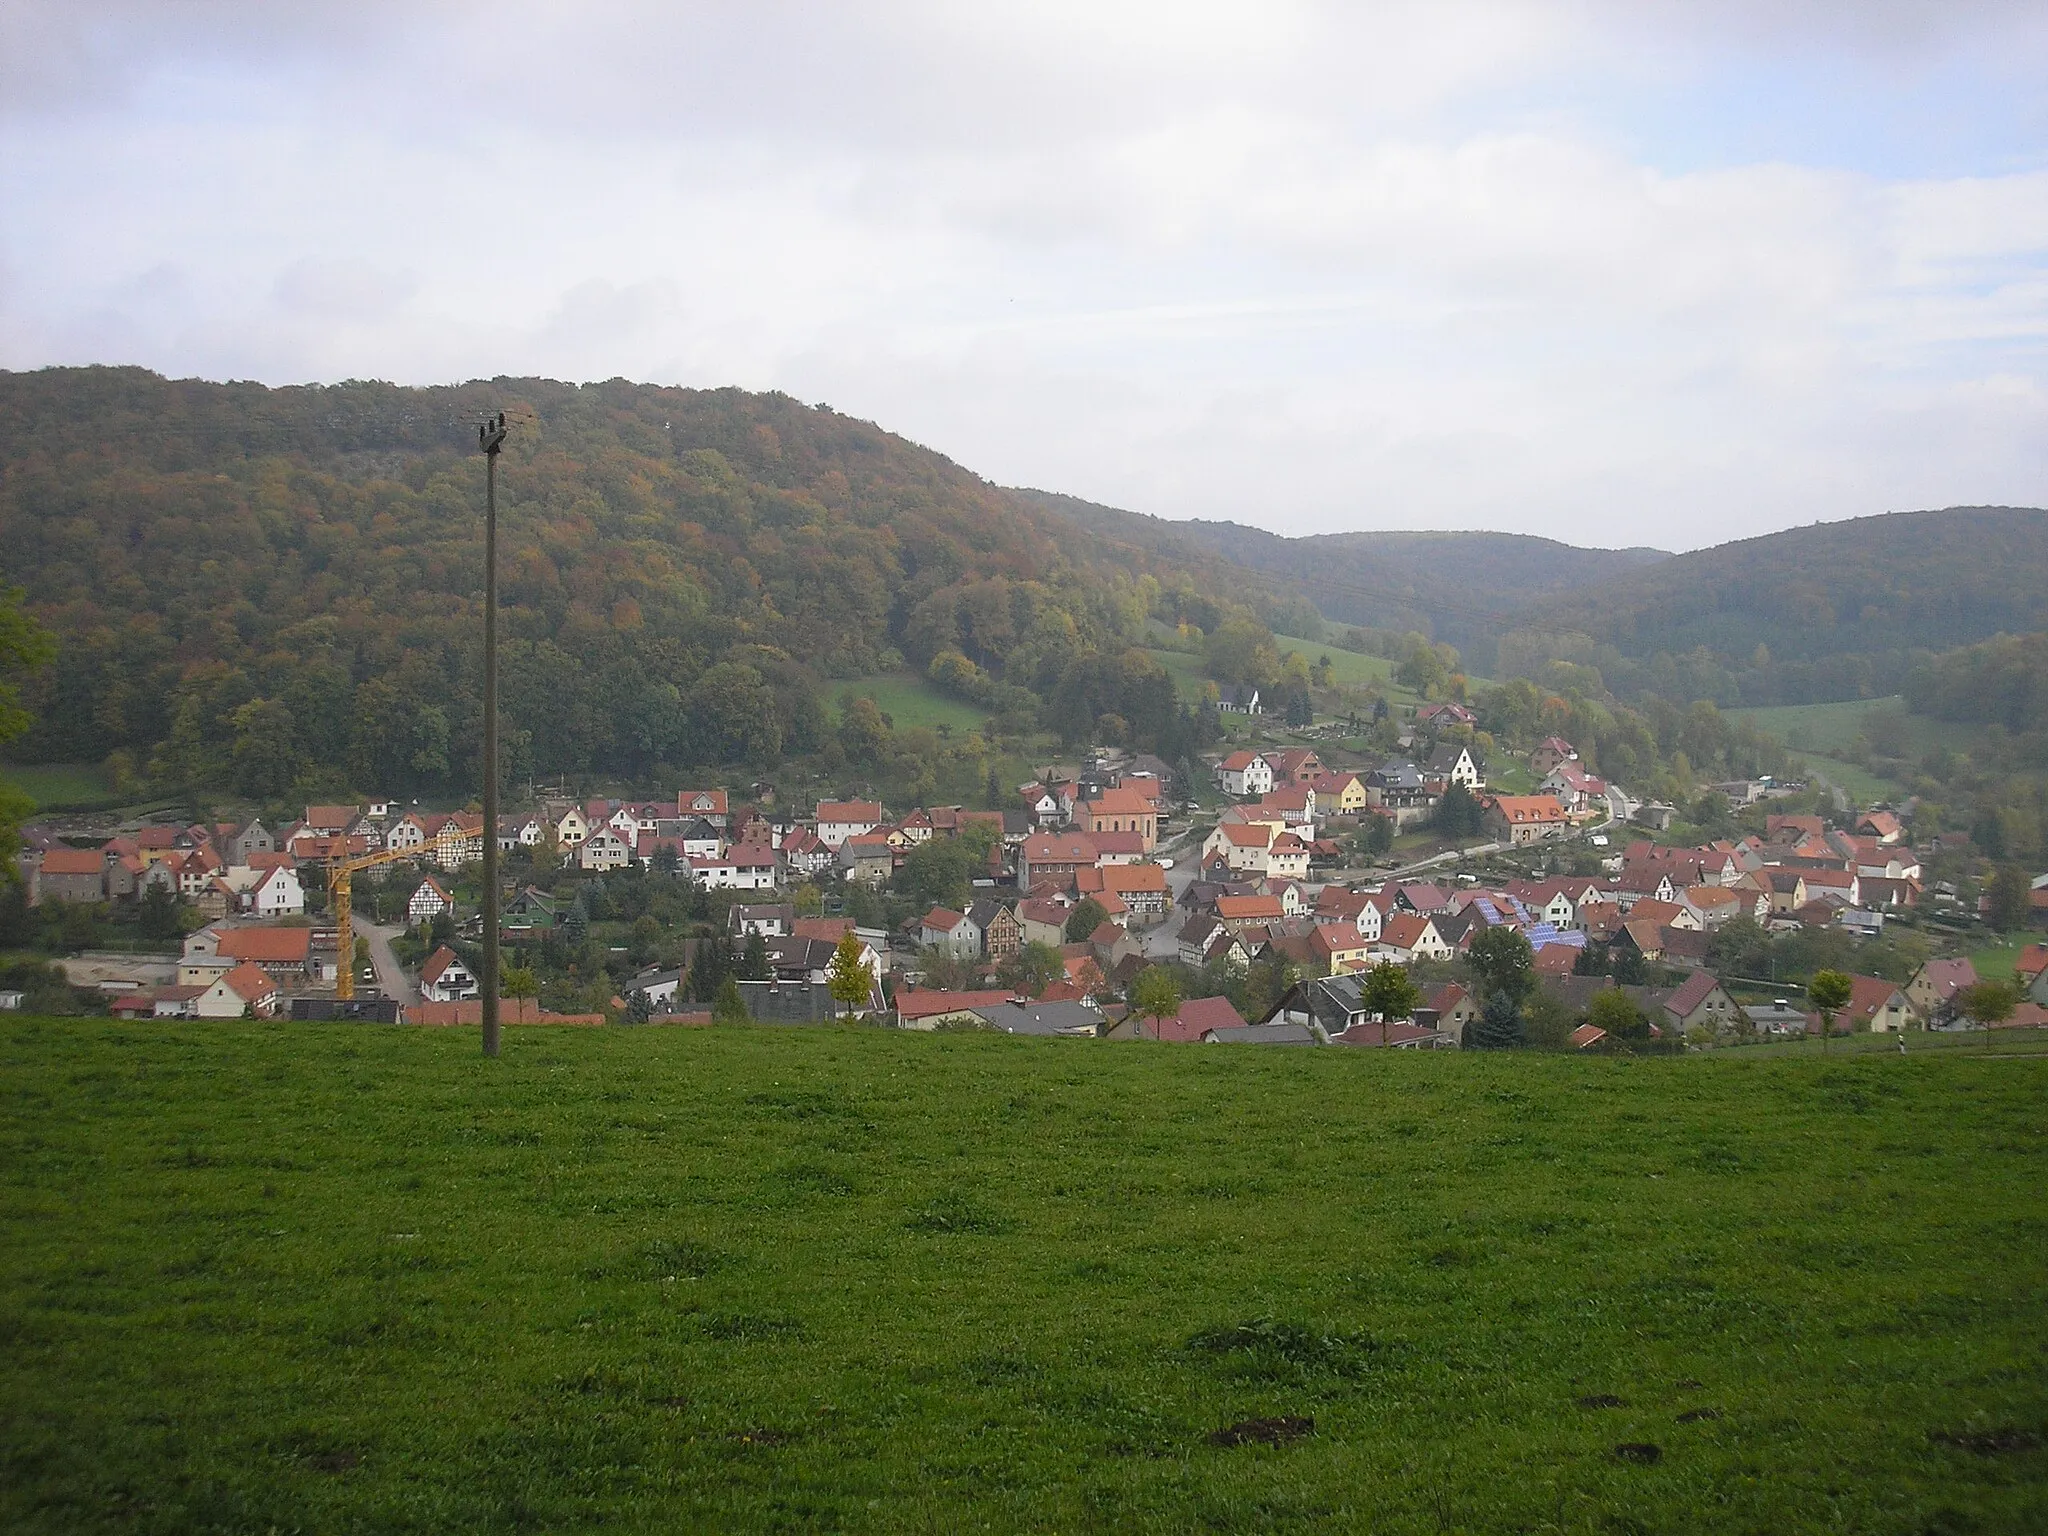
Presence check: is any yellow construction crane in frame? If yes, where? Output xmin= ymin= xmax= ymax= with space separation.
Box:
xmin=330 ymin=826 xmax=476 ymax=1000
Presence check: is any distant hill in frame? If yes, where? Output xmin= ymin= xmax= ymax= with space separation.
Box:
xmin=1512 ymin=507 xmax=2048 ymax=706
xmin=0 ymin=367 xmax=1287 ymax=794
xmin=1012 ymin=489 xmax=1668 ymax=665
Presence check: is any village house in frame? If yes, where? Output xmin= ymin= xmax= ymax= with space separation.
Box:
xmin=1371 ymin=912 xmax=1453 ymax=964
xmin=894 ymin=989 xmax=1019 ymax=1030
xmin=31 ymin=847 xmax=106 ymax=905
xmin=1017 ymin=831 xmax=1099 ymax=892
xmin=1204 ymin=819 xmax=1277 ymax=876
xmin=919 ymin=907 xmax=978 ymax=958
xmin=1261 ymin=747 xmax=1323 ymax=786
xmin=1364 ymin=761 xmax=1438 ymax=825
xmin=1215 ymin=893 xmax=1285 ymax=933
xmin=1483 ymin=794 xmax=1568 ymax=846
xmin=420 ymin=946 xmax=480 ymax=1002
xmin=1267 ymin=832 xmax=1311 ymax=882
xmin=578 ymin=826 xmax=633 ymax=872
xmin=409 ymin=876 xmax=453 ymax=924
xmin=1843 ymin=974 xmax=1915 ymax=1034
xmin=549 ymin=804 xmax=590 ymax=848
xmin=233 ymin=858 xmax=305 ymax=917
xmin=1302 ymin=770 xmax=1369 ymax=815
xmin=192 ymin=962 xmax=280 ymax=1019
xmin=1417 ymin=983 xmax=1479 ymax=1044
xmin=815 ymin=800 xmax=885 ymax=849
xmin=728 ymin=903 xmax=796 ymax=938
xmin=1313 ymin=886 xmax=1386 ymax=943
xmin=1077 ymin=862 xmax=1171 ymax=924
xmin=1905 ymin=957 xmax=1979 ymax=1023
xmin=1425 ymin=742 xmax=1483 ymax=790
xmin=1309 ymin=923 xmax=1371 ymax=975
xmin=1541 ymin=762 xmax=1609 ymax=810
xmin=838 ymin=833 xmax=896 ymax=885
xmin=677 ymin=789 xmax=729 ymax=827
xmin=1648 ymin=971 xmax=1742 ymax=1038
xmin=1016 ymin=896 xmax=1071 ymax=950
xmin=1216 ymin=750 xmax=1275 ymax=799
xmin=1529 ymin=736 xmax=1578 ymax=776
xmin=180 ymin=925 xmax=316 ymax=991
xmin=969 ymin=900 xmax=1021 ymax=964
xmin=780 ymin=828 xmax=835 ymax=877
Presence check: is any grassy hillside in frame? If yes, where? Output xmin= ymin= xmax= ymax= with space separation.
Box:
xmin=3 ymin=1020 xmax=2043 ymax=1533
xmin=835 ymin=674 xmax=989 ymax=735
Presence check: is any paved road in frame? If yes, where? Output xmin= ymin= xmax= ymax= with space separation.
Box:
xmin=353 ymin=918 xmax=417 ymax=1003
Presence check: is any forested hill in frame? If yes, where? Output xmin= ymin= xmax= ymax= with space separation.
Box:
xmin=1507 ymin=507 xmax=2048 ymax=707
xmin=0 ymin=367 xmax=1295 ymax=795
xmin=1012 ymin=488 xmax=1668 ymax=664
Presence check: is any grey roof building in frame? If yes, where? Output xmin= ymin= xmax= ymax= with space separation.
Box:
xmin=1204 ymin=1022 xmax=1320 ymax=1045
xmin=968 ymin=1001 xmax=1104 ymax=1037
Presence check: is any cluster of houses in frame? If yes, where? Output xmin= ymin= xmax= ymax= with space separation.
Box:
xmin=21 ymin=818 xmax=309 ymax=920
xmin=24 ymin=710 xmax=2044 ymax=1047
xmin=1214 ymin=737 xmax=1583 ymax=845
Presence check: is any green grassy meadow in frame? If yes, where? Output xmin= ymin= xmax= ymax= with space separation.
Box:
xmin=1725 ymin=699 xmax=1903 ymax=756
xmin=3 ymin=1020 xmax=2044 ymax=1534
xmin=837 ymin=675 xmax=990 ymax=735
xmin=0 ymin=761 xmax=115 ymax=809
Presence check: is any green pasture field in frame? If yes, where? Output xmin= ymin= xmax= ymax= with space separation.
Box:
xmin=1143 ymin=646 xmax=1210 ymax=705
xmin=837 ymin=675 xmax=990 ymax=736
xmin=0 ymin=761 xmax=113 ymax=809
xmin=2 ymin=1021 xmax=2043 ymax=1534
xmin=1725 ymin=698 xmax=1905 ymax=756
xmin=1806 ymin=756 xmax=1904 ymax=806
xmin=1968 ymin=942 xmax=2022 ymax=984
xmin=1274 ymin=635 xmax=1401 ymax=690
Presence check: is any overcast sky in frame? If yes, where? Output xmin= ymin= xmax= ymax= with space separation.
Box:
xmin=3 ymin=2 xmax=2045 ymax=549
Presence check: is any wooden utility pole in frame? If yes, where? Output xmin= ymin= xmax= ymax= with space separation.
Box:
xmin=479 ymin=412 xmax=507 ymax=1058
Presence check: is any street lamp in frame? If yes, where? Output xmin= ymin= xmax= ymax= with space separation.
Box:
xmin=479 ymin=411 xmax=507 ymax=1058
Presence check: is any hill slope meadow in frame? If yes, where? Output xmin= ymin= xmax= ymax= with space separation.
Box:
xmin=2 ymin=1021 xmax=2043 ymax=1533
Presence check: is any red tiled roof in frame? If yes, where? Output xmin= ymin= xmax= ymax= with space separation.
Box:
xmin=1216 ymin=894 xmax=1283 ymax=921
xmin=214 ymin=927 xmax=311 ymax=963
xmin=219 ymin=962 xmax=277 ymax=1003
xmin=40 ymin=847 xmax=104 ymax=875
xmin=1155 ymin=994 xmax=1246 ymax=1042
xmin=895 ymin=988 xmax=1014 ymax=1021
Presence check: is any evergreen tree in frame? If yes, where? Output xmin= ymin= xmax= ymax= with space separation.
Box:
xmin=743 ymin=930 xmax=770 ymax=981
xmin=690 ymin=931 xmax=731 ymax=1003
xmin=1467 ymin=989 xmax=1525 ymax=1049
xmin=711 ymin=975 xmax=749 ymax=1024
xmin=1433 ymin=782 xmax=1485 ymax=837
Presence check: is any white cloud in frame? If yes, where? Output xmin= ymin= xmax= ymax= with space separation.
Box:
xmin=0 ymin=1 xmax=2042 ymax=548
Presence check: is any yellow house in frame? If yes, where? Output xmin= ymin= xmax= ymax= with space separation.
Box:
xmin=1311 ymin=924 xmax=1372 ymax=974
xmin=1308 ymin=772 xmax=1370 ymax=815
